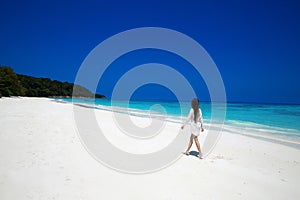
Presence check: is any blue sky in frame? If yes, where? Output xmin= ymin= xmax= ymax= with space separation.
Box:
xmin=0 ymin=0 xmax=299 ymax=103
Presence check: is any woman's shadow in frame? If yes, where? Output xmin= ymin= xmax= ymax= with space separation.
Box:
xmin=183 ymin=150 xmax=199 ymax=157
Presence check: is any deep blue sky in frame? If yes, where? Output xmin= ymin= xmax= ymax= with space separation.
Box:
xmin=0 ymin=0 xmax=299 ymax=103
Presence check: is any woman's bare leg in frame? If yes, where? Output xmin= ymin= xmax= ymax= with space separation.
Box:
xmin=194 ymin=136 xmax=202 ymax=156
xmin=185 ymin=135 xmax=194 ymax=155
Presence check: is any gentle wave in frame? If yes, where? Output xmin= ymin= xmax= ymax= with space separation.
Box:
xmin=54 ymin=98 xmax=300 ymax=143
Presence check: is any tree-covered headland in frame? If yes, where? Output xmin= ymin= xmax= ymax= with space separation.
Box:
xmin=0 ymin=66 xmax=105 ymax=98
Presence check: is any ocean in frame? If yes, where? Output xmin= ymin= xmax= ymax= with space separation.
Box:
xmin=57 ymin=98 xmax=300 ymax=144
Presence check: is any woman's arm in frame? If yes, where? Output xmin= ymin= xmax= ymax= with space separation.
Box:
xmin=181 ymin=109 xmax=193 ymax=129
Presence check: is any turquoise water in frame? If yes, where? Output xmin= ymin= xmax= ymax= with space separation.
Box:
xmin=225 ymin=103 xmax=300 ymax=130
xmin=58 ymin=98 xmax=300 ymax=141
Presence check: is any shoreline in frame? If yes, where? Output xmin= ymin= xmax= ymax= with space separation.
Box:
xmin=56 ymin=97 xmax=300 ymax=131
xmin=54 ymin=97 xmax=300 ymax=150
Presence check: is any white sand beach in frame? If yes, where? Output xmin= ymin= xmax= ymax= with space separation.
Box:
xmin=0 ymin=97 xmax=300 ymax=199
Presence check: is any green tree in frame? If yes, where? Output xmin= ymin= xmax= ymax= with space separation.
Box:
xmin=0 ymin=66 xmax=25 ymax=96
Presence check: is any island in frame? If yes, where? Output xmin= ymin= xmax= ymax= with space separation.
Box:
xmin=0 ymin=66 xmax=106 ymax=99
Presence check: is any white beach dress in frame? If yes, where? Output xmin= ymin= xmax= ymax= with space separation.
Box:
xmin=184 ymin=108 xmax=203 ymax=136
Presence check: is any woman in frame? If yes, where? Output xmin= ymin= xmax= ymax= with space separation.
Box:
xmin=181 ymin=98 xmax=204 ymax=159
